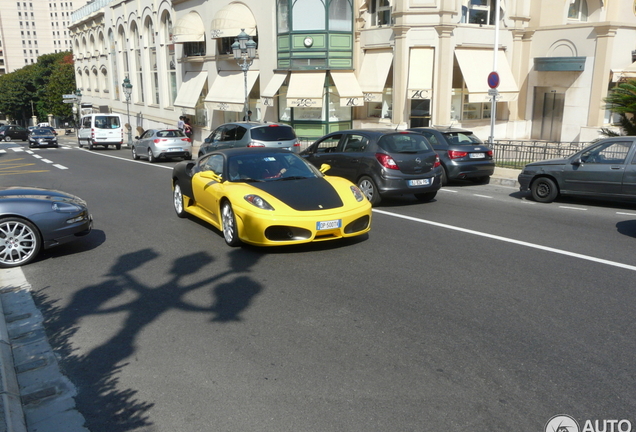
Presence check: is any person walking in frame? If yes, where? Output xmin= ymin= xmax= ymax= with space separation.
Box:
xmin=177 ymin=116 xmax=185 ymax=131
xmin=243 ymin=110 xmax=252 ymax=121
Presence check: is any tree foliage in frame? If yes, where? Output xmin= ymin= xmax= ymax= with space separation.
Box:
xmin=603 ymin=80 xmax=636 ymax=136
xmin=0 ymin=51 xmax=76 ymax=125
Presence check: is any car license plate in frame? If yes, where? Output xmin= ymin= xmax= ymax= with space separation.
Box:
xmin=317 ymin=219 xmax=341 ymax=230
xmin=169 ymin=148 xmax=181 ymax=152
xmin=470 ymin=153 xmax=485 ymax=159
xmin=408 ymin=178 xmax=431 ymax=186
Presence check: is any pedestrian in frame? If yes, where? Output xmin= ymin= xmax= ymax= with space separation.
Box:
xmin=184 ymin=117 xmax=193 ymax=141
xmin=177 ymin=116 xmax=185 ymax=131
xmin=243 ymin=110 xmax=252 ymax=121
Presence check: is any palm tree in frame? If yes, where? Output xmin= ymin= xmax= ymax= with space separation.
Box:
xmin=603 ymin=80 xmax=636 ymax=136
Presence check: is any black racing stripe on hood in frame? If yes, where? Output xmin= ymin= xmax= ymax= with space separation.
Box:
xmin=249 ymin=178 xmax=343 ymax=211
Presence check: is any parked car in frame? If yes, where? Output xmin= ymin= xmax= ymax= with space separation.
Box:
xmin=172 ymin=148 xmax=371 ymax=246
xmin=408 ymin=126 xmax=495 ymax=185
xmin=0 ymin=187 xmax=93 ymax=268
xmin=0 ymin=125 xmax=29 ymax=142
xmin=300 ymin=129 xmax=442 ymax=205
xmin=198 ymin=122 xmax=299 ymax=156
xmin=28 ymin=128 xmax=58 ymax=148
xmin=132 ymin=128 xmax=193 ymax=162
xmin=518 ymin=137 xmax=636 ymax=203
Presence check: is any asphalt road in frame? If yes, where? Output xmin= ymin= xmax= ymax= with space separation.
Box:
xmin=1 ymin=136 xmax=635 ymax=432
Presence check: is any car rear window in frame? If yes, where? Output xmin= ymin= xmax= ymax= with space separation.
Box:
xmin=377 ymin=133 xmax=432 ymax=153
xmin=157 ymin=130 xmax=186 ymax=138
xmin=94 ymin=116 xmax=121 ymax=129
xmin=443 ymin=132 xmax=482 ymax=145
xmin=250 ymin=125 xmax=296 ymax=141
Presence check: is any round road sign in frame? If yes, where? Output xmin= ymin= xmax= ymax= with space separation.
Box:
xmin=487 ymin=71 xmax=500 ymax=89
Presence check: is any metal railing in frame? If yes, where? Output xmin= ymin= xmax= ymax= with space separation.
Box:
xmin=489 ymin=140 xmax=591 ymax=170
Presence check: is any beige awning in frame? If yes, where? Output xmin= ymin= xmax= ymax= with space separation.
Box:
xmin=174 ymin=71 xmax=208 ymax=113
xmin=455 ymin=48 xmax=519 ymax=103
xmin=210 ymin=3 xmax=257 ymax=38
xmin=612 ymin=61 xmax=636 ymax=82
xmin=173 ymin=12 xmax=205 ymax=43
xmin=205 ymin=70 xmax=260 ymax=112
xmin=358 ymin=49 xmax=393 ymax=103
xmin=287 ymin=71 xmax=326 ymax=108
xmin=330 ymin=71 xmax=364 ymax=106
xmin=408 ymin=48 xmax=434 ymax=99
xmin=260 ymin=72 xmax=288 ymax=108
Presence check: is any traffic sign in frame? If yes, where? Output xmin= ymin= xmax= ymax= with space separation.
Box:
xmin=63 ymin=94 xmax=78 ymax=99
xmin=487 ymin=71 xmax=500 ymax=89
xmin=62 ymin=99 xmax=77 ymax=104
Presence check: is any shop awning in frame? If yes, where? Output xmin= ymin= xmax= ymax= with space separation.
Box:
xmin=173 ymin=71 xmax=208 ymax=113
xmin=455 ymin=48 xmax=519 ymax=102
xmin=173 ymin=12 xmax=205 ymax=43
xmin=287 ymin=71 xmax=326 ymax=108
xmin=407 ymin=48 xmax=434 ymax=99
xmin=358 ymin=49 xmax=393 ymax=103
xmin=260 ymin=72 xmax=289 ymax=108
xmin=611 ymin=61 xmax=636 ymax=82
xmin=330 ymin=71 xmax=364 ymax=106
xmin=210 ymin=3 xmax=257 ymax=38
xmin=204 ymin=70 xmax=260 ymax=112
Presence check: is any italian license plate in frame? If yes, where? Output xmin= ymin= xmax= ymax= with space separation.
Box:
xmin=408 ymin=178 xmax=431 ymax=187
xmin=470 ymin=153 xmax=485 ymax=159
xmin=317 ymin=219 xmax=341 ymax=230
xmin=169 ymin=148 xmax=181 ymax=152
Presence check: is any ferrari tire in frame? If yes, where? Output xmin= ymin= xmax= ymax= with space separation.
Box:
xmin=132 ymin=146 xmax=140 ymax=160
xmin=0 ymin=217 xmax=41 ymax=268
xmin=358 ymin=176 xmax=381 ymax=206
xmin=221 ymin=201 xmax=241 ymax=247
xmin=173 ymin=183 xmax=187 ymax=218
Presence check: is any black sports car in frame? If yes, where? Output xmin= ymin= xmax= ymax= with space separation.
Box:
xmin=0 ymin=187 xmax=93 ymax=267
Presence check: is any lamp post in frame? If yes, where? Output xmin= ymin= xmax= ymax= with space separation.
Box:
xmin=122 ymin=77 xmax=133 ymax=148
xmin=232 ymin=29 xmax=257 ymax=121
xmin=74 ymin=89 xmax=82 ymax=131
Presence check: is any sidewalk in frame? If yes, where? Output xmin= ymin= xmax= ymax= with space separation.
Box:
xmin=491 ymin=167 xmax=521 ymax=188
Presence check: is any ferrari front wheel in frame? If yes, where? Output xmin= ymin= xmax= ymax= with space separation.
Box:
xmin=221 ymin=202 xmax=241 ymax=247
xmin=173 ymin=182 xmax=187 ymax=218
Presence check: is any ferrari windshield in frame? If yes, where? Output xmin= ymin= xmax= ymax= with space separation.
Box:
xmin=228 ymin=152 xmax=320 ymax=182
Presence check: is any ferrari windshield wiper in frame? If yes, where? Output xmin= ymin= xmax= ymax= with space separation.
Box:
xmin=239 ymin=178 xmax=264 ymax=182
xmin=274 ymin=176 xmax=309 ymax=181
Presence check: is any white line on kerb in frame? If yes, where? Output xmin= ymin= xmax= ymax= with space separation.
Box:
xmin=372 ymin=208 xmax=636 ymax=272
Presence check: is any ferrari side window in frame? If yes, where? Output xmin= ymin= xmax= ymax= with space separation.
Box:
xmin=205 ymin=155 xmax=224 ymax=176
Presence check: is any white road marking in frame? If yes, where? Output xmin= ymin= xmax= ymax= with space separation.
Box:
xmin=558 ymin=206 xmax=587 ymax=211
xmin=41 ymin=159 xmax=54 ymax=163
xmin=78 ymin=148 xmax=173 ymax=169
xmin=473 ymin=194 xmax=492 ymax=199
xmin=440 ymin=189 xmax=458 ymax=193
xmin=32 ymin=154 xmax=42 ymax=159
xmin=52 ymin=164 xmax=68 ymax=170
xmin=10 ymin=148 xmax=23 ymax=152
xmin=617 ymin=212 xmax=636 ymax=216
xmin=373 ymin=208 xmax=636 ymax=272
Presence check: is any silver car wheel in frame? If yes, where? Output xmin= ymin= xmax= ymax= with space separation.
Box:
xmin=173 ymin=183 xmax=187 ymax=218
xmin=221 ymin=202 xmax=241 ymax=246
xmin=358 ymin=176 xmax=381 ymax=206
xmin=0 ymin=218 xmax=41 ymax=268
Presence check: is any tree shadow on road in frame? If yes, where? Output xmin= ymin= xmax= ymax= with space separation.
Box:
xmin=32 ymin=246 xmax=263 ymax=431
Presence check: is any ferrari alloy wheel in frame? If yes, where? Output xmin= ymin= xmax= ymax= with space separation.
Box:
xmin=173 ymin=183 xmax=187 ymax=218
xmin=221 ymin=202 xmax=241 ymax=247
xmin=0 ymin=217 xmax=41 ymax=268
xmin=358 ymin=176 xmax=381 ymax=206
xmin=132 ymin=146 xmax=140 ymax=160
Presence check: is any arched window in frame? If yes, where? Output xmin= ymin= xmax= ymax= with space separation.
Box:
xmin=292 ymin=0 xmax=325 ymax=31
xmin=145 ymin=17 xmax=159 ymax=105
xmin=161 ymin=12 xmax=176 ymax=107
xmin=329 ymin=0 xmax=352 ymax=31
xmin=131 ymin=22 xmax=144 ymax=103
xmin=277 ymin=0 xmax=289 ymax=33
xmin=118 ymin=25 xmax=129 ymax=100
xmin=108 ymin=30 xmax=119 ymax=99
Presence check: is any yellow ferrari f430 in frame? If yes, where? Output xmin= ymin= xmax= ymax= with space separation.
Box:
xmin=171 ymin=148 xmax=372 ymax=246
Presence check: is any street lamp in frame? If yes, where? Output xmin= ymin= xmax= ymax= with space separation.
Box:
xmin=122 ymin=77 xmax=133 ymax=148
xmin=74 ymin=89 xmax=82 ymax=130
xmin=232 ymin=29 xmax=257 ymax=121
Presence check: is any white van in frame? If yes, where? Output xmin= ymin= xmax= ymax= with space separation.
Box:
xmin=77 ymin=114 xmax=124 ymax=150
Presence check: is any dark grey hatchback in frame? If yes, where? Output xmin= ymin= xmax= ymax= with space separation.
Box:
xmin=518 ymin=137 xmax=636 ymax=203
xmin=408 ymin=126 xmax=494 ymax=185
xmin=300 ymin=129 xmax=442 ymax=205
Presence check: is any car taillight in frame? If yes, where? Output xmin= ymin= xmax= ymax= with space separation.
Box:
xmin=434 ymin=154 xmax=441 ymax=168
xmin=248 ymin=142 xmax=265 ymax=147
xmin=448 ymin=150 xmax=468 ymax=159
xmin=154 ymin=139 xmax=168 ymax=143
xmin=182 ymin=138 xmax=191 ymax=142
xmin=375 ymin=153 xmax=399 ymax=170
xmin=487 ymin=150 xmax=493 ymax=157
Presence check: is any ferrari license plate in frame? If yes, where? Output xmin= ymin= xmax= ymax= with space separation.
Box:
xmin=317 ymin=219 xmax=341 ymax=230
xmin=470 ymin=153 xmax=485 ymax=159
xmin=408 ymin=178 xmax=431 ymax=187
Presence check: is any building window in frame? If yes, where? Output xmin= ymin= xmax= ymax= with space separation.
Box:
xmin=462 ymin=0 xmax=496 ymax=25
xmin=292 ymin=0 xmax=326 ymax=31
xmin=568 ymin=0 xmax=588 ymax=21
xmin=451 ymin=89 xmax=491 ymax=121
xmin=329 ymin=0 xmax=352 ymax=31
xmin=369 ymin=0 xmax=392 ymax=27
xmin=163 ymin=13 xmax=176 ymax=106
xmin=183 ymin=41 xmax=205 ymax=57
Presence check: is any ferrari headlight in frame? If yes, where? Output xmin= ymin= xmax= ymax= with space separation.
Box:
xmin=350 ymin=185 xmax=365 ymax=202
xmin=244 ymin=194 xmax=274 ymax=210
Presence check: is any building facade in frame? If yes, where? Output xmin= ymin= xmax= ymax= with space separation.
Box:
xmin=69 ymin=0 xmax=636 ymax=144
xmin=0 ymin=0 xmax=89 ymax=74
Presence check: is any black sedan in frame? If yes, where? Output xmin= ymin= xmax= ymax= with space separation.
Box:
xmin=0 ymin=187 xmax=93 ymax=267
xmin=28 ymin=128 xmax=59 ymax=148
xmin=518 ymin=137 xmax=636 ymax=203
xmin=300 ymin=129 xmax=442 ymax=205
xmin=408 ymin=126 xmax=495 ymax=185
xmin=0 ymin=125 xmax=28 ymax=142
